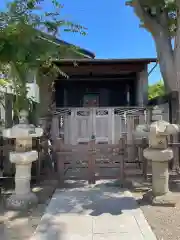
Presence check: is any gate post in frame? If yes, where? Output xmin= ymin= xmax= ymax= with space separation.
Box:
xmin=71 ymin=109 xmax=76 ymax=145
xmin=92 ymin=108 xmax=96 ymax=139
xmin=142 ymin=138 xmax=148 ymax=180
xmin=135 ymin=137 xmax=148 ymax=180
xmin=108 ymin=108 xmax=115 ymax=144
xmin=54 ymin=138 xmax=64 ymax=186
xmin=88 ymin=139 xmax=96 ymax=184
xmin=119 ymin=137 xmax=125 ymax=187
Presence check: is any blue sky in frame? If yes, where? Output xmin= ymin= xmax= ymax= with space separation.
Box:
xmin=1 ymin=0 xmax=161 ymax=84
xmin=59 ymin=0 xmax=161 ymax=84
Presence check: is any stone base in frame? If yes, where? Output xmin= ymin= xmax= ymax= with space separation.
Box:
xmin=142 ymin=190 xmax=177 ymax=207
xmin=6 ymin=192 xmax=38 ymax=210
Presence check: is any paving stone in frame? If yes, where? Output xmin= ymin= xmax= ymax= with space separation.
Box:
xmin=60 ymin=233 xmax=93 ymax=240
xmin=131 ymin=208 xmax=157 ymax=240
xmin=93 ymin=233 xmax=144 ymax=240
xmin=92 ymin=214 xmax=139 ymax=234
xmin=31 ymin=183 xmax=157 ymax=240
xmin=52 ymin=215 xmax=93 ymax=235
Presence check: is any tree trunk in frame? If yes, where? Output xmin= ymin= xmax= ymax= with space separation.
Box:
xmin=130 ymin=2 xmax=177 ymax=92
xmin=130 ymin=2 xmax=180 ymax=170
xmin=174 ymin=15 xmax=180 ymax=119
xmin=152 ymin=30 xmax=180 ymax=170
xmin=153 ymin=30 xmax=180 ymax=120
xmin=153 ymin=32 xmax=176 ymax=92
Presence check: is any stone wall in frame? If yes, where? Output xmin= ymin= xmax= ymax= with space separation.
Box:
xmin=152 ymin=103 xmax=169 ymax=122
xmin=159 ymin=103 xmax=169 ymax=121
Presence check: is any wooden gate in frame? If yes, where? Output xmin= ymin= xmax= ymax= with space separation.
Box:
xmin=54 ymin=138 xmax=126 ymax=185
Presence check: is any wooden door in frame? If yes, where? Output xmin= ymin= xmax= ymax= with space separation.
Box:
xmin=75 ymin=108 xmax=93 ymax=144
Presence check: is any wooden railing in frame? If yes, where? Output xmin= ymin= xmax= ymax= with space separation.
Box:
xmin=49 ymin=107 xmax=151 ymax=145
xmin=54 ymin=136 xmax=149 ymax=185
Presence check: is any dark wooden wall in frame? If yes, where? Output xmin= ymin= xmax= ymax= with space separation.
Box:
xmin=55 ymin=79 xmax=136 ymax=108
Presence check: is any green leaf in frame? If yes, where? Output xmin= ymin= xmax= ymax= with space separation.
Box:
xmin=148 ymin=80 xmax=165 ymax=100
xmin=126 ymin=0 xmax=178 ymax=37
xmin=0 ymin=0 xmax=87 ymax=113
xmin=0 ymin=78 xmax=9 ymax=86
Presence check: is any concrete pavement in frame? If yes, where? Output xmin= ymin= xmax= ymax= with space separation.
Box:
xmin=31 ymin=181 xmax=157 ymax=240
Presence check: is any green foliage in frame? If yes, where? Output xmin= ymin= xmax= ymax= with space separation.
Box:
xmin=0 ymin=0 xmax=87 ymax=115
xmin=126 ymin=0 xmax=177 ymax=37
xmin=148 ymin=80 xmax=165 ymax=100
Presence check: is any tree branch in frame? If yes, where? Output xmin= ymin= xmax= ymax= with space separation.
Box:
xmin=127 ymin=0 xmax=166 ymax=36
xmin=127 ymin=1 xmax=176 ymax=91
xmin=158 ymin=10 xmax=170 ymax=31
xmin=173 ymin=6 xmax=180 ymax=91
xmin=154 ymin=31 xmax=176 ymax=91
xmin=176 ymin=0 xmax=180 ymax=8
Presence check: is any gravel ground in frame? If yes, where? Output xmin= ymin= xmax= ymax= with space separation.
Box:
xmin=0 ymin=179 xmax=58 ymax=240
xmin=130 ymin=177 xmax=180 ymax=240
xmin=140 ymin=201 xmax=180 ymax=240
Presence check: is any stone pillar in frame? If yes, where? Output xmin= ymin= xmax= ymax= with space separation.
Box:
xmin=3 ymin=110 xmax=43 ymax=210
xmin=136 ymin=67 xmax=148 ymax=106
xmin=152 ymin=160 xmax=169 ymax=195
xmin=15 ymin=163 xmax=32 ymax=195
xmin=143 ymin=120 xmax=179 ymax=206
xmin=6 ymin=153 xmax=38 ymax=210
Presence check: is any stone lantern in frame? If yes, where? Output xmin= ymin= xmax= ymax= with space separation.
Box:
xmin=143 ymin=120 xmax=179 ymax=206
xmin=3 ymin=110 xmax=43 ymax=210
xmin=133 ymin=124 xmax=149 ymax=139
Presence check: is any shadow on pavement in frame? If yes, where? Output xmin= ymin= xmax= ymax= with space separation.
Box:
xmin=45 ymin=180 xmax=138 ymax=216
